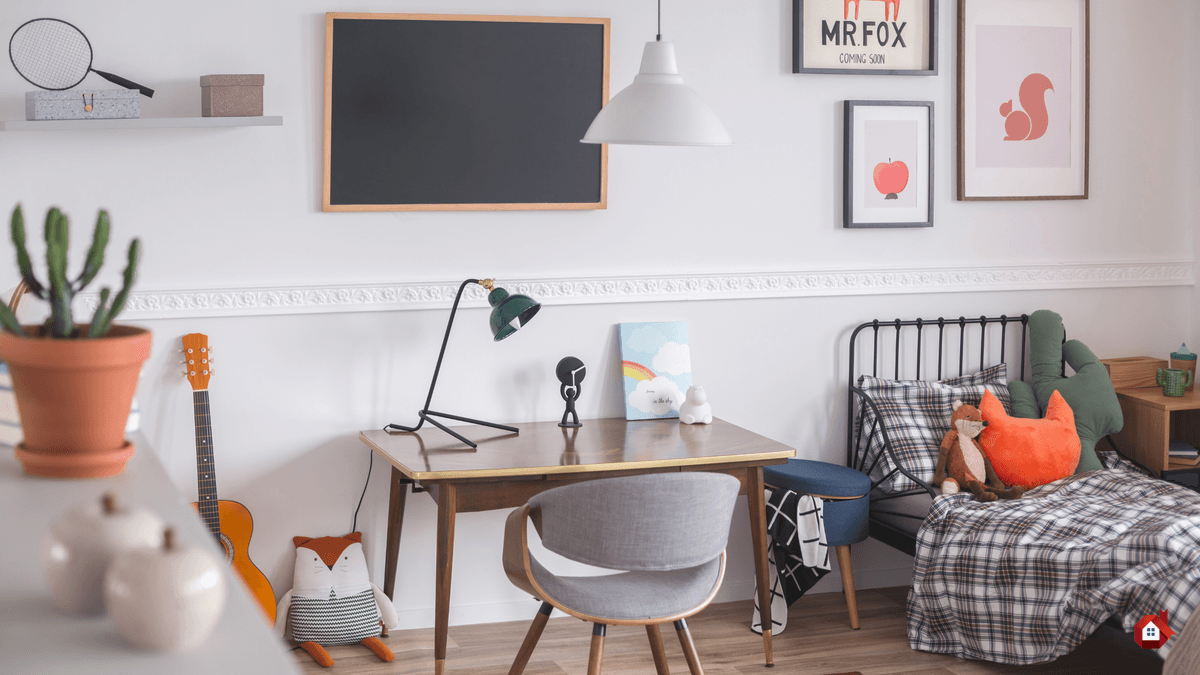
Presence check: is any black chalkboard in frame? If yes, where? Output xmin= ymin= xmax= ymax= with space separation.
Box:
xmin=323 ymin=14 xmax=609 ymax=211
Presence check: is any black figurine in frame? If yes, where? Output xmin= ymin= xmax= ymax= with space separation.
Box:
xmin=556 ymin=356 xmax=586 ymax=428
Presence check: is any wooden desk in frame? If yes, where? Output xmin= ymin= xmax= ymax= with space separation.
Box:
xmin=0 ymin=434 xmax=298 ymax=675
xmin=1110 ymin=388 xmax=1200 ymax=474
xmin=359 ymin=417 xmax=795 ymax=674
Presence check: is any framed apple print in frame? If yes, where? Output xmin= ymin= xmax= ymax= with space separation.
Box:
xmin=844 ymin=101 xmax=933 ymax=228
xmin=958 ymin=0 xmax=1089 ymax=200
xmin=793 ymin=0 xmax=938 ymax=75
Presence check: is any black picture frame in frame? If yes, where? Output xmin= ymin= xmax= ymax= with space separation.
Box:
xmin=844 ymin=100 xmax=934 ymax=228
xmin=794 ymin=0 xmax=938 ymax=75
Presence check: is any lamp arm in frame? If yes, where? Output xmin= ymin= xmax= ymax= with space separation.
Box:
xmin=386 ymin=278 xmax=479 ymax=434
xmin=421 ymin=278 xmax=479 ymax=413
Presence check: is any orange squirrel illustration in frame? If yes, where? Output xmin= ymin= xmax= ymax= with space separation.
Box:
xmin=1000 ymin=74 xmax=1054 ymax=141
xmin=845 ymin=0 xmax=900 ymax=21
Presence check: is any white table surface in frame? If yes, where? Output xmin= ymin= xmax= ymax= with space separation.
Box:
xmin=0 ymin=434 xmax=299 ymax=675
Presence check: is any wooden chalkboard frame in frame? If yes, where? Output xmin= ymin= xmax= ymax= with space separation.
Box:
xmin=323 ymin=12 xmax=610 ymax=212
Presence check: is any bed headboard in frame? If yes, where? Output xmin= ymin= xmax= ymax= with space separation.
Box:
xmin=846 ymin=315 xmax=1033 ymax=471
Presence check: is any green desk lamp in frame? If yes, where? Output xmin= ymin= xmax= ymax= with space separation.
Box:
xmin=386 ymin=279 xmax=540 ymax=448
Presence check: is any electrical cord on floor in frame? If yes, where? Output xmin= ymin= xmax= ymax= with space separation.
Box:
xmin=351 ymin=447 xmax=373 ymax=533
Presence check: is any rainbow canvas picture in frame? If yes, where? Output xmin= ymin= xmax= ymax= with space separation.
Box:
xmin=619 ymin=321 xmax=692 ymax=421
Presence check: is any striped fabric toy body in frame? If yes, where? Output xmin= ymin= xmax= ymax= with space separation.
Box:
xmin=289 ymin=587 xmax=381 ymax=645
xmin=273 ymin=532 xmax=399 ymax=667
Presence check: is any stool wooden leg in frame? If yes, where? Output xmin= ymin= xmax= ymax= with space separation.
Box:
xmin=833 ymin=545 xmax=860 ymax=629
xmin=588 ymin=624 xmax=606 ymax=675
xmin=646 ymin=623 xmax=670 ymax=674
xmin=509 ymin=602 xmax=552 ymax=675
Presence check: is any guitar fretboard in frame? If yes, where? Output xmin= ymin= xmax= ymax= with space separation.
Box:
xmin=194 ymin=390 xmax=221 ymax=540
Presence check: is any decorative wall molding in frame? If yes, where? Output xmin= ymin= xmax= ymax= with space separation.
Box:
xmin=81 ymin=260 xmax=1194 ymax=320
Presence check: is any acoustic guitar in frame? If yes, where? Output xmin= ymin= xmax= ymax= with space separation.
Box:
xmin=183 ymin=333 xmax=276 ymax=623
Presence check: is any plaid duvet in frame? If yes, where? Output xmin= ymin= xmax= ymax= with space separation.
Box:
xmin=908 ymin=459 xmax=1200 ymax=663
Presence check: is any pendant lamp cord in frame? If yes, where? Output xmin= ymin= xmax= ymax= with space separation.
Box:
xmin=656 ymin=0 xmax=662 ymax=41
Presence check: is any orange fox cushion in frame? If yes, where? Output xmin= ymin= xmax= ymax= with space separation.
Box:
xmin=979 ymin=389 xmax=1081 ymax=489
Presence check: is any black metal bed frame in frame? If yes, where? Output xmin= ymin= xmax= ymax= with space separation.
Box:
xmin=846 ymin=315 xmax=1031 ymax=555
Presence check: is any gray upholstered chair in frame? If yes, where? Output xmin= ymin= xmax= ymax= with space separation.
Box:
xmin=502 ymin=472 xmax=741 ymax=675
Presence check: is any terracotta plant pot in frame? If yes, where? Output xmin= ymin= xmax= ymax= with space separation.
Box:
xmin=0 ymin=325 xmax=150 ymax=478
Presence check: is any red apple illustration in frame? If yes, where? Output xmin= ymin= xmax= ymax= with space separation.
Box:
xmin=873 ymin=158 xmax=909 ymax=200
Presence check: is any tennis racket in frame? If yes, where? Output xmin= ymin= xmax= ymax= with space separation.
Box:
xmin=9 ymin=18 xmax=154 ymax=97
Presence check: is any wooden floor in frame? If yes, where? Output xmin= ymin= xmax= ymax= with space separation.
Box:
xmin=290 ymin=587 xmax=1164 ymax=674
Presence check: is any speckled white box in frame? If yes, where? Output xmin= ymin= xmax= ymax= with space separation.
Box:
xmin=25 ymin=89 xmax=140 ymax=121
xmin=200 ymin=75 xmax=264 ymax=117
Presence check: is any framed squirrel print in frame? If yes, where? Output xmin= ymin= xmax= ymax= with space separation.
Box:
xmin=958 ymin=0 xmax=1089 ymax=200
xmin=793 ymin=0 xmax=938 ymax=75
xmin=844 ymin=101 xmax=934 ymax=228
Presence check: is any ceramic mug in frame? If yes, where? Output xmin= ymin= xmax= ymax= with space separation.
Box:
xmin=1157 ymin=368 xmax=1194 ymax=397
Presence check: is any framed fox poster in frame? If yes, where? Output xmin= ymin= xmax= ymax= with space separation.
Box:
xmin=793 ymin=0 xmax=938 ymax=75
xmin=958 ymin=0 xmax=1090 ymax=200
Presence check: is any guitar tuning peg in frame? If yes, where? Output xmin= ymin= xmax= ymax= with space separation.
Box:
xmin=177 ymin=349 xmax=184 ymax=354
xmin=181 ymin=371 xmax=188 ymax=377
xmin=178 ymin=360 xmax=186 ymax=365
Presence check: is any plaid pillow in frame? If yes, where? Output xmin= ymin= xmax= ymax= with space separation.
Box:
xmin=856 ymin=364 xmax=1013 ymax=493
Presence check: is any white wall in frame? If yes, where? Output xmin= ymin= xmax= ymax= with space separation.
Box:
xmin=1 ymin=0 xmax=1196 ymax=629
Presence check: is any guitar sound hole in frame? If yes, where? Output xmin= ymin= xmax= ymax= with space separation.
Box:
xmin=219 ymin=533 xmax=235 ymax=565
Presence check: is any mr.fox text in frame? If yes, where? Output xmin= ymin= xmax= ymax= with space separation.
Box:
xmin=821 ymin=20 xmax=908 ymax=48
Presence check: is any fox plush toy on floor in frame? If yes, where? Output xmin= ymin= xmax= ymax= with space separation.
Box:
xmin=274 ymin=532 xmax=399 ymax=667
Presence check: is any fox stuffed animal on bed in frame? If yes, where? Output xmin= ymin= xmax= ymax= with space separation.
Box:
xmin=935 ymin=400 xmax=1024 ymax=502
xmin=273 ymin=532 xmax=399 ymax=668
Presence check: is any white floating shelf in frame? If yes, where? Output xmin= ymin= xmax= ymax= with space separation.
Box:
xmin=0 ymin=116 xmax=283 ymax=131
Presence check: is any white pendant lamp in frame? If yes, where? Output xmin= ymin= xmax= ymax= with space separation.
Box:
xmin=581 ymin=1 xmax=731 ymax=147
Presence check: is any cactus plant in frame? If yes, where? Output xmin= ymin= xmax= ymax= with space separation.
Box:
xmin=0 ymin=205 xmax=139 ymax=339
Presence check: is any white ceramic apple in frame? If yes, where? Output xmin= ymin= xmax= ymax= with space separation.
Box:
xmin=41 ymin=493 xmax=164 ymax=615
xmin=105 ymin=528 xmax=227 ymax=651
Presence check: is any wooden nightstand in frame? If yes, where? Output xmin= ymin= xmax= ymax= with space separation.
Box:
xmin=1109 ymin=388 xmax=1200 ymax=475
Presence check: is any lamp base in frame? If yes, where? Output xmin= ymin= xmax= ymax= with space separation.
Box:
xmin=385 ymin=409 xmax=518 ymax=449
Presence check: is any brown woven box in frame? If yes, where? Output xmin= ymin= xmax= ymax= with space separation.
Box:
xmin=200 ymin=74 xmax=264 ymax=117
xmin=1101 ymin=356 xmax=1169 ymax=390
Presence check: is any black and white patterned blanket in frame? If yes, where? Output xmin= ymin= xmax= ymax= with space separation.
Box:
xmin=908 ymin=459 xmax=1200 ymax=664
xmin=751 ymin=488 xmax=830 ymax=636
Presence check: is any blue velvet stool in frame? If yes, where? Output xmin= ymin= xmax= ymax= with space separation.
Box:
xmin=763 ymin=459 xmax=871 ymax=629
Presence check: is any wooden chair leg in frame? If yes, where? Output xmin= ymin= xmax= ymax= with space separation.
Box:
xmin=508 ymin=602 xmax=553 ymax=675
xmin=674 ymin=619 xmax=704 ymax=675
xmin=646 ymin=623 xmax=670 ymax=675
xmin=588 ymin=624 xmax=606 ymax=675
xmin=833 ymin=545 xmax=860 ymax=629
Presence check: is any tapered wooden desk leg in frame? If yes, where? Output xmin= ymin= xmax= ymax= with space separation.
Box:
xmin=383 ymin=467 xmax=408 ymax=600
xmin=746 ymin=466 xmax=774 ymax=666
xmin=434 ymin=483 xmax=458 ymax=675
xmin=647 ymin=624 xmax=670 ymax=675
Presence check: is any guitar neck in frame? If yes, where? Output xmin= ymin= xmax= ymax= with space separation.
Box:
xmin=193 ymin=389 xmax=221 ymax=539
